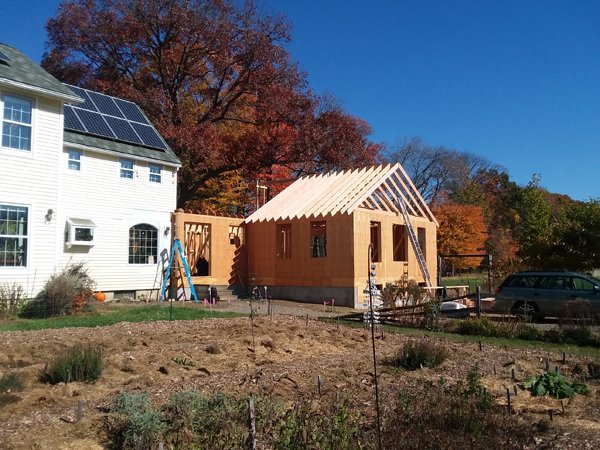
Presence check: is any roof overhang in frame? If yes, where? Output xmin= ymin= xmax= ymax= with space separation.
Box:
xmin=0 ymin=78 xmax=82 ymax=104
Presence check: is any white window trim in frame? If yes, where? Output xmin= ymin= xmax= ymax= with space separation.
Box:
xmin=149 ymin=163 xmax=162 ymax=183
xmin=65 ymin=217 xmax=95 ymax=248
xmin=120 ymin=158 xmax=135 ymax=180
xmin=67 ymin=148 xmax=82 ymax=171
xmin=0 ymin=202 xmax=30 ymax=268
xmin=1 ymin=92 xmax=35 ymax=154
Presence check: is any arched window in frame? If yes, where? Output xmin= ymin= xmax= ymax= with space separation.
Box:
xmin=129 ymin=224 xmax=157 ymax=264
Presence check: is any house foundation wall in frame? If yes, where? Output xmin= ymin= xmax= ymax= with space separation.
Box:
xmin=262 ymin=285 xmax=357 ymax=308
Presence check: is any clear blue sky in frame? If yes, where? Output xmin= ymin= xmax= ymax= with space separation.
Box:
xmin=3 ymin=1 xmax=600 ymax=200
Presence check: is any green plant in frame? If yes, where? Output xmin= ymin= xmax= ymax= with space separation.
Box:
xmin=112 ymin=392 xmax=165 ymax=450
xmin=465 ymin=364 xmax=492 ymax=410
xmin=43 ymin=344 xmax=103 ymax=384
xmin=22 ymin=262 xmax=95 ymax=318
xmin=274 ymin=399 xmax=358 ymax=450
xmin=523 ymin=371 xmax=589 ymax=399
xmin=0 ymin=282 xmax=27 ymax=320
xmin=162 ymin=390 xmax=248 ymax=448
xmin=0 ymin=371 xmax=24 ymax=393
xmin=392 ymin=340 xmax=448 ymax=371
xmin=171 ymin=356 xmax=193 ymax=367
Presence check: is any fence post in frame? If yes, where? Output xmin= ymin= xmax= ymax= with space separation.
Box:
xmin=476 ymin=286 xmax=482 ymax=318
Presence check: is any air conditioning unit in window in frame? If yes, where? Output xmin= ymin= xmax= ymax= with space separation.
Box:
xmin=66 ymin=218 xmax=96 ymax=248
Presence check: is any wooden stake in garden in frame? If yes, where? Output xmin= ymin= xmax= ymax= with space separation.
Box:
xmin=248 ymin=396 xmax=257 ymax=450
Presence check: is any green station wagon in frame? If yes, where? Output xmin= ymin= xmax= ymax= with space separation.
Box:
xmin=493 ymin=271 xmax=600 ymax=319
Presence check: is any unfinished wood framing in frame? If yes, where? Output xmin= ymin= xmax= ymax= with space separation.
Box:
xmin=245 ymin=164 xmax=438 ymax=307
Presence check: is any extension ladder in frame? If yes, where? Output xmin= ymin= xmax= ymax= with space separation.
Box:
xmin=160 ymin=239 xmax=199 ymax=302
xmin=397 ymin=197 xmax=433 ymax=288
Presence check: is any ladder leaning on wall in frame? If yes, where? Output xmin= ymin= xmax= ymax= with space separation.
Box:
xmin=160 ymin=239 xmax=199 ymax=302
xmin=396 ymin=197 xmax=433 ymax=288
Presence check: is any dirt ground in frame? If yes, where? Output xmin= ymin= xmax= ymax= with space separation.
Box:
xmin=0 ymin=301 xmax=599 ymax=449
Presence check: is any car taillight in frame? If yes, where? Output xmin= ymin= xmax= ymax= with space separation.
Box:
xmin=495 ymin=287 xmax=502 ymax=294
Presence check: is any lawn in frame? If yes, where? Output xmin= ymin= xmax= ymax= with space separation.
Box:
xmin=0 ymin=302 xmax=242 ymax=332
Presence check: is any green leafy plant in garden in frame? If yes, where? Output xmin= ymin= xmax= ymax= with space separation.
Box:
xmin=112 ymin=392 xmax=165 ymax=450
xmin=0 ymin=371 xmax=24 ymax=393
xmin=43 ymin=344 xmax=103 ymax=384
xmin=523 ymin=371 xmax=589 ymax=399
xmin=392 ymin=340 xmax=448 ymax=371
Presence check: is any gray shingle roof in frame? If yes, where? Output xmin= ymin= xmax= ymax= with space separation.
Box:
xmin=0 ymin=43 xmax=80 ymax=102
xmin=64 ymin=131 xmax=181 ymax=165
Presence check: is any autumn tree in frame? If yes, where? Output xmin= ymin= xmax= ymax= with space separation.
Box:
xmin=43 ymin=0 xmax=378 ymax=210
xmin=432 ymin=201 xmax=488 ymax=273
xmin=386 ymin=138 xmax=499 ymax=205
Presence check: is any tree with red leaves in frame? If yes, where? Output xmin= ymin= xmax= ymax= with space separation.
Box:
xmin=43 ymin=0 xmax=379 ymax=210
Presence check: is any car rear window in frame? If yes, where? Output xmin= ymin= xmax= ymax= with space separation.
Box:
xmin=504 ymin=275 xmax=539 ymax=288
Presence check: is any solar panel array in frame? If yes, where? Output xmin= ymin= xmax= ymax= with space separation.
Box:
xmin=64 ymin=85 xmax=168 ymax=151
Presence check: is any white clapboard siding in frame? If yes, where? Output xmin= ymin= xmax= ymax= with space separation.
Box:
xmin=57 ymin=149 xmax=177 ymax=292
xmin=0 ymin=94 xmax=63 ymax=296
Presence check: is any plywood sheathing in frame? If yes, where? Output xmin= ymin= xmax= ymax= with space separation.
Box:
xmin=172 ymin=212 xmax=247 ymax=288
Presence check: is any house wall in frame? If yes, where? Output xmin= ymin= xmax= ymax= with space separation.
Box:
xmin=172 ymin=212 xmax=247 ymax=291
xmin=0 ymin=90 xmax=63 ymax=296
xmin=352 ymin=208 xmax=438 ymax=307
xmin=57 ymin=148 xmax=178 ymax=296
xmin=246 ymin=210 xmax=437 ymax=308
xmin=246 ymin=213 xmax=357 ymax=306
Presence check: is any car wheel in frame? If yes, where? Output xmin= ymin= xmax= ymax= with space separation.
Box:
xmin=512 ymin=301 xmax=539 ymax=321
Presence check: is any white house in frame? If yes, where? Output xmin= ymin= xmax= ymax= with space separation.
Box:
xmin=0 ymin=43 xmax=180 ymax=300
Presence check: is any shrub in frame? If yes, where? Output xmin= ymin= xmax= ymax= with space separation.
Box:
xmin=274 ymin=398 xmax=358 ymax=450
xmin=383 ymin=368 xmax=529 ymax=449
xmin=43 ymin=344 xmax=103 ymax=384
xmin=112 ymin=393 xmax=165 ymax=450
xmin=22 ymin=262 xmax=95 ymax=318
xmin=391 ymin=340 xmax=448 ymax=371
xmin=162 ymin=391 xmax=247 ymax=448
xmin=448 ymin=317 xmax=501 ymax=337
xmin=0 ymin=371 xmax=24 ymax=393
xmin=0 ymin=282 xmax=27 ymax=320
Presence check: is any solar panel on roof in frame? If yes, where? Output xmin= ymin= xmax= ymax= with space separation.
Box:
xmin=131 ymin=123 xmax=167 ymax=150
xmin=114 ymin=98 xmax=149 ymax=123
xmin=75 ymin=109 xmax=115 ymax=138
xmin=63 ymin=85 xmax=167 ymax=151
xmin=87 ymin=91 xmax=124 ymax=118
xmin=64 ymin=106 xmax=86 ymax=132
xmin=0 ymin=50 xmax=10 ymax=64
xmin=104 ymin=116 xmax=142 ymax=144
xmin=67 ymin=86 xmax=98 ymax=112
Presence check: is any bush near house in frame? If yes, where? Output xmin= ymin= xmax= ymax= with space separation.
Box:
xmin=0 ymin=282 xmax=27 ymax=319
xmin=21 ymin=263 xmax=95 ymax=318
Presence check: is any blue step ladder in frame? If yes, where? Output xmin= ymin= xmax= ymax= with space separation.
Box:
xmin=160 ymin=239 xmax=199 ymax=302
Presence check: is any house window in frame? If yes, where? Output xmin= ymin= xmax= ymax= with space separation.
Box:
xmin=393 ymin=224 xmax=408 ymax=261
xmin=149 ymin=164 xmax=161 ymax=183
xmin=67 ymin=149 xmax=81 ymax=171
xmin=276 ymin=223 xmax=292 ymax=258
xmin=370 ymin=221 xmax=381 ymax=262
xmin=0 ymin=204 xmax=28 ymax=267
xmin=417 ymin=227 xmax=426 ymax=261
xmin=228 ymin=225 xmax=243 ymax=245
xmin=120 ymin=159 xmax=134 ymax=179
xmin=65 ymin=218 xmax=95 ymax=247
xmin=311 ymin=221 xmax=327 ymax=257
xmin=2 ymin=94 xmax=32 ymax=151
xmin=129 ymin=224 xmax=157 ymax=264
